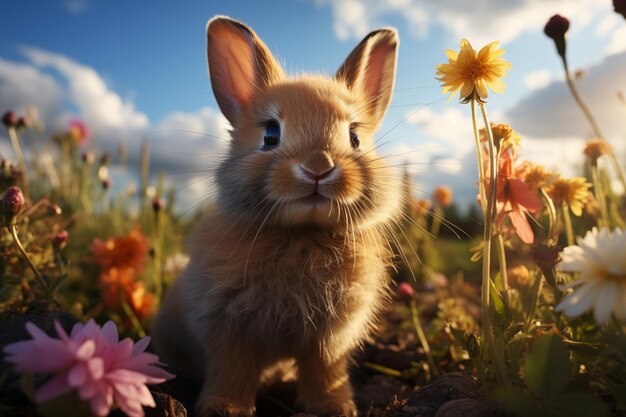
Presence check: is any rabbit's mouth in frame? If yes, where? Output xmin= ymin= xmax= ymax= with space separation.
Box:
xmin=297 ymin=192 xmax=331 ymax=205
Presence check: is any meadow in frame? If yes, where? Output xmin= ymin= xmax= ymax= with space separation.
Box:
xmin=1 ymin=8 xmax=626 ymax=417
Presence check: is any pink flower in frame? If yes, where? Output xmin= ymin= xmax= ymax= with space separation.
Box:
xmin=68 ymin=119 xmax=91 ymax=146
xmin=3 ymin=320 xmax=174 ymax=417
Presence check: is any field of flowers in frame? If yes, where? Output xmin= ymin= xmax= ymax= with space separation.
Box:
xmin=1 ymin=8 xmax=626 ymax=417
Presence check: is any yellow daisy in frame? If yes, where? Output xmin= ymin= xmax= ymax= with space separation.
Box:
xmin=546 ymin=177 xmax=592 ymax=216
xmin=436 ymin=39 xmax=512 ymax=102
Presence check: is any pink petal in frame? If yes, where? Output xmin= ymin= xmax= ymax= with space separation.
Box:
xmin=131 ymin=336 xmax=150 ymax=356
xmin=35 ymin=373 xmax=72 ymax=402
xmin=101 ymin=321 xmax=119 ymax=347
xmin=68 ymin=363 xmax=88 ymax=387
xmin=509 ymin=209 xmax=535 ymax=244
xmin=89 ymin=383 xmax=113 ymax=417
xmin=54 ymin=321 xmax=71 ymax=343
xmin=87 ymin=357 xmax=105 ymax=380
xmin=508 ymin=178 xmax=542 ymax=212
xmin=75 ymin=340 xmax=96 ymax=361
xmin=5 ymin=338 xmax=74 ymax=373
xmin=25 ymin=322 xmax=52 ymax=341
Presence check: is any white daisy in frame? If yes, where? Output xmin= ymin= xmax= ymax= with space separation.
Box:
xmin=555 ymin=227 xmax=626 ymax=324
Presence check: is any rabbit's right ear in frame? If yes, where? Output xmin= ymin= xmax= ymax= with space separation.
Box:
xmin=207 ymin=16 xmax=284 ymax=127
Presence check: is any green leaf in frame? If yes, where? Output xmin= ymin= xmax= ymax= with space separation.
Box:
xmin=489 ymin=278 xmax=512 ymax=333
xmin=494 ymin=386 xmax=541 ymax=417
xmin=523 ymin=333 xmax=570 ymax=400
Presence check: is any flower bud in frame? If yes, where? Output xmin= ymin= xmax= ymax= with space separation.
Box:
xmin=81 ymin=151 xmax=95 ymax=165
xmin=152 ymin=197 xmax=165 ymax=213
xmin=1 ymin=186 xmax=25 ymax=226
xmin=16 ymin=116 xmax=29 ymax=130
xmin=544 ymin=14 xmax=569 ymax=58
xmin=2 ymin=111 xmax=17 ymax=128
xmin=47 ymin=203 xmax=62 ymax=216
xmin=397 ymin=282 xmax=416 ymax=303
xmin=54 ymin=230 xmax=69 ymax=249
xmin=102 ymin=178 xmax=111 ymax=190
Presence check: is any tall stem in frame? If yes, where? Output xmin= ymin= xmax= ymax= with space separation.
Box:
xmin=410 ymin=300 xmax=439 ymax=377
xmin=561 ymin=56 xmax=626 ymax=192
xmin=475 ymin=100 xmax=508 ymax=386
xmin=561 ymin=202 xmax=575 ymax=246
xmin=590 ymin=160 xmax=610 ymax=228
xmin=7 ymin=127 xmax=29 ymax=197
xmin=10 ymin=225 xmax=48 ymax=291
xmin=495 ymin=233 xmax=508 ymax=294
xmin=470 ymin=100 xmax=488 ymax=218
xmin=540 ymin=188 xmax=558 ymax=244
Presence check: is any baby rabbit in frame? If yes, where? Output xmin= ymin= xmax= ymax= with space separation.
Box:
xmin=153 ymin=15 xmax=402 ymax=417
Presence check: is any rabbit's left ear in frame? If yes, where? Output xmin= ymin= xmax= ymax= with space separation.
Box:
xmin=207 ymin=16 xmax=285 ymax=127
xmin=336 ymin=29 xmax=398 ymax=128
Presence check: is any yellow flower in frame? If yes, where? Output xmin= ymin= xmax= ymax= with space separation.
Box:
xmin=479 ymin=123 xmax=521 ymax=152
xmin=583 ymin=138 xmax=611 ymax=163
xmin=436 ymin=39 xmax=512 ymax=102
xmin=546 ymin=177 xmax=592 ymax=216
xmin=520 ymin=162 xmax=557 ymax=192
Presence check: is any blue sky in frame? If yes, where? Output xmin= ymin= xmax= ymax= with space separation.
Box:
xmin=1 ymin=0 xmax=626 ymax=209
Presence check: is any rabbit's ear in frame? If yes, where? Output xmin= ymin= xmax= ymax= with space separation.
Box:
xmin=207 ymin=16 xmax=284 ymax=127
xmin=336 ymin=29 xmax=398 ymax=127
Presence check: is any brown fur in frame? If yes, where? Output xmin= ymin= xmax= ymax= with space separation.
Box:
xmin=153 ymin=15 xmax=402 ymax=417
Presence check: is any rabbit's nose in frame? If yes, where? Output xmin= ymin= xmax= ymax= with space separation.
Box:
xmin=300 ymin=151 xmax=335 ymax=181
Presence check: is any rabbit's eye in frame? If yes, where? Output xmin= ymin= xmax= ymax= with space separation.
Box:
xmin=263 ymin=122 xmax=280 ymax=149
xmin=349 ymin=126 xmax=360 ymax=149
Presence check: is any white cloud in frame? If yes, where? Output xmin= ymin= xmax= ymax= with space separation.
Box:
xmin=22 ymin=47 xmax=149 ymax=133
xmin=523 ymin=69 xmax=552 ymax=90
xmin=506 ymin=51 xmax=626 ymax=147
xmin=311 ymin=0 xmax=610 ymax=45
xmin=606 ymin=26 xmax=626 ymax=55
xmin=0 ymin=48 xmax=230 ymax=211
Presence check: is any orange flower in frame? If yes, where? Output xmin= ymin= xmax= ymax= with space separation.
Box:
xmin=583 ymin=139 xmax=610 ymax=163
xmin=100 ymin=267 xmax=136 ymax=309
xmin=433 ymin=186 xmax=453 ymax=207
xmin=487 ymin=153 xmax=542 ymax=243
xmin=90 ymin=226 xmax=150 ymax=273
xmin=128 ymin=282 xmax=157 ymax=320
xmin=411 ymin=199 xmax=431 ymax=217
xmin=100 ymin=267 xmax=156 ymax=321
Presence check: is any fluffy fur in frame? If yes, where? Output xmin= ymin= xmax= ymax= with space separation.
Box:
xmin=153 ymin=15 xmax=403 ymax=417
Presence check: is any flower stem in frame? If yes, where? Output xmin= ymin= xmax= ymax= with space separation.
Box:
xmin=540 ymin=188 xmax=558 ymax=243
xmin=7 ymin=127 xmax=29 ymax=197
xmin=495 ymin=233 xmax=508 ymax=294
xmin=590 ymin=160 xmax=610 ymax=228
xmin=410 ymin=299 xmax=439 ymax=377
xmin=9 ymin=224 xmax=48 ymax=292
xmin=430 ymin=205 xmax=443 ymax=236
xmin=561 ymin=203 xmax=575 ymax=246
xmin=524 ymin=268 xmax=543 ymax=332
xmin=561 ymin=56 xmax=626 ymax=192
xmin=470 ymin=100 xmax=488 ymax=218
xmin=476 ymin=100 xmax=508 ymax=387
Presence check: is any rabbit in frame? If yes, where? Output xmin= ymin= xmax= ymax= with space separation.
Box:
xmin=153 ymin=15 xmax=403 ymax=417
